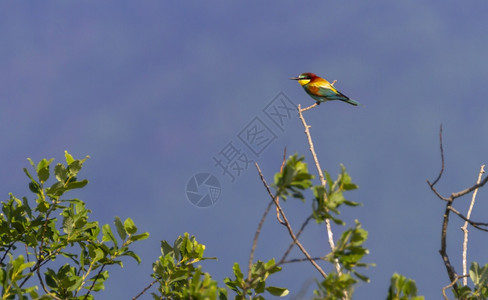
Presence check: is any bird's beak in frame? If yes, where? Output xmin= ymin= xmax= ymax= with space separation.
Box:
xmin=290 ymin=77 xmax=300 ymax=80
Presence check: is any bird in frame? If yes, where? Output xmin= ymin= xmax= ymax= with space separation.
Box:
xmin=290 ymin=72 xmax=359 ymax=106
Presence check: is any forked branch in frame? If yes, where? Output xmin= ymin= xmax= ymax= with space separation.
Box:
xmin=427 ymin=125 xmax=488 ymax=291
xmin=255 ymin=162 xmax=327 ymax=279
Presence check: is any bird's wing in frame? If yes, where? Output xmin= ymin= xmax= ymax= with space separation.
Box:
xmin=310 ymin=81 xmax=347 ymax=99
xmin=308 ymin=78 xmax=358 ymax=105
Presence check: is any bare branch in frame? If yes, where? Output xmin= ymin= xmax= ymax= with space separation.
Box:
xmin=428 ymin=126 xmax=488 ymax=294
xmin=442 ymin=275 xmax=468 ymax=300
xmin=298 ymin=104 xmax=327 ymax=188
xmin=298 ymin=104 xmax=342 ymax=275
xmin=276 ymin=148 xmax=287 ymax=225
xmin=427 ymin=126 xmax=457 ymax=288
xmin=462 ymin=165 xmax=485 ymax=285
xmin=83 ymin=264 xmax=106 ymax=300
xmin=431 ymin=124 xmax=445 ymax=186
xmin=280 ymin=256 xmax=326 ymax=265
xmin=247 ymin=148 xmax=287 ymax=282
xmin=449 ymin=206 xmax=488 ymax=231
xmin=278 ymin=215 xmax=314 ymax=265
xmin=439 ymin=203 xmax=458 ymax=284
xmin=426 ymin=181 xmax=451 ymax=202
xmin=451 ymin=175 xmax=488 ymax=199
xmin=300 ymin=103 xmax=318 ymax=112
xmin=427 ymin=126 xmax=488 ymax=203
xmin=132 ymin=279 xmax=158 ymax=300
xmin=255 ymin=162 xmax=327 ymax=279
xmin=0 ymin=243 xmax=15 ymax=265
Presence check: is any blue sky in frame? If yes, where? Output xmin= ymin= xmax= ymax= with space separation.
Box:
xmin=1 ymin=1 xmax=488 ymax=299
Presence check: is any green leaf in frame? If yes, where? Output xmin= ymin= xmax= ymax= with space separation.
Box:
xmin=478 ymin=263 xmax=488 ymax=287
xmin=54 ymin=163 xmax=68 ymax=182
xmin=264 ymin=258 xmax=281 ymax=274
xmin=45 ymin=268 xmax=57 ymax=289
xmin=67 ymin=276 xmax=84 ymax=292
xmin=266 ymin=286 xmax=289 ymax=297
xmin=63 ymin=216 xmax=75 ymax=234
xmin=233 ymin=263 xmax=244 ymax=283
xmin=387 ymin=273 xmax=424 ymax=300
xmin=316 ymin=272 xmax=356 ymax=299
xmin=455 ymin=286 xmax=474 ymax=300
xmin=353 ymin=270 xmax=370 ymax=282
xmin=38 ymin=168 xmax=50 ymax=183
xmin=470 ymin=262 xmax=480 ymax=285
xmin=343 ymin=183 xmax=359 ymax=191
xmin=93 ymin=248 xmax=104 ymax=263
xmin=273 ymin=154 xmax=313 ymax=202
xmin=28 ymin=181 xmax=41 ymax=194
xmin=114 ymin=216 xmax=126 ymax=241
xmin=130 ymin=232 xmax=150 ymax=242
xmin=23 ymin=167 xmax=36 ymax=182
xmin=121 ymin=250 xmax=142 ymax=264
xmin=161 ymin=240 xmax=174 ymax=256
xmin=65 ymin=179 xmax=89 ymax=190
xmin=27 ymin=157 xmax=36 ymax=168
xmin=65 ymin=150 xmax=75 ymax=165
xmin=19 ymin=261 xmax=36 ymax=272
xmin=68 ymin=160 xmax=83 ymax=176
xmin=124 ymin=218 xmax=137 ymax=235
xmin=102 ymin=224 xmax=118 ymax=248
xmin=470 ymin=262 xmax=488 ymax=289
xmin=36 ymin=158 xmax=53 ymax=183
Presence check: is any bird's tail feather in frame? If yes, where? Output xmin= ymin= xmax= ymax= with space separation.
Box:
xmin=343 ymin=98 xmax=360 ymax=106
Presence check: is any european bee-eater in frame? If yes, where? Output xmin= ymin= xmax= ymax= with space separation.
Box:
xmin=291 ymin=72 xmax=359 ymax=106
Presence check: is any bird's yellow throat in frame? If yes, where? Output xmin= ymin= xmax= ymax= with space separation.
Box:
xmin=297 ymin=78 xmax=311 ymax=86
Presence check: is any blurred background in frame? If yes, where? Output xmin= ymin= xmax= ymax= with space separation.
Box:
xmin=1 ymin=1 xmax=488 ymax=298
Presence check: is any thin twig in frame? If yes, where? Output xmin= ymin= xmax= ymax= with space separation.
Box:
xmin=278 ymin=215 xmax=314 ymax=265
xmin=280 ymin=256 xmax=326 ymax=264
xmin=426 ymin=180 xmax=450 ymax=201
xmin=83 ymin=264 xmax=106 ymax=300
xmin=247 ymin=200 xmax=273 ymax=268
xmin=255 ymin=162 xmax=327 ymax=279
xmin=462 ymin=165 xmax=485 ymax=285
xmin=451 ymin=175 xmax=488 ymax=199
xmin=428 ymin=175 xmax=488 ymax=203
xmin=298 ymin=104 xmax=327 ymax=188
xmin=431 ymin=124 xmax=444 ymax=186
xmin=427 ymin=126 xmax=488 ymax=203
xmin=298 ymin=104 xmax=342 ymax=276
xmin=36 ymin=263 xmax=61 ymax=300
xmin=442 ymin=275 xmax=468 ymax=300
xmin=427 ymin=126 xmax=458 ymax=288
xmin=300 ymin=103 xmax=318 ymax=112
xmin=276 ymin=148 xmax=287 ymax=224
xmin=247 ymin=148 xmax=287 ymax=282
xmin=0 ymin=243 xmax=15 ymax=265
xmin=132 ymin=278 xmax=158 ymax=300
xmin=448 ymin=206 xmax=488 ymax=231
